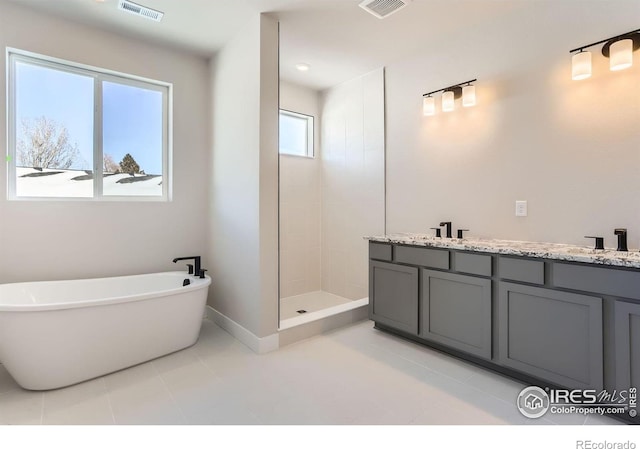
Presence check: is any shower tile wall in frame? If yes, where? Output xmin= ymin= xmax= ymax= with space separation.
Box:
xmin=320 ymin=69 xmax=385 ymax=300
xmin=279 ymin=71 xmax=385 ymax=301
xmin=279 ymin=81 xmax=322 ymax=298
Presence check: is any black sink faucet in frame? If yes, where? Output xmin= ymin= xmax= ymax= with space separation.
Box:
xmin=584 ymin=236 xmax=605 ymax=250
xmin=173 ymin=256 xmax=201 ymax=277
xmin=439 ymin=221 xmax=452 ymax=238
xmin=614 ymin=229 xmax=628 ymax=252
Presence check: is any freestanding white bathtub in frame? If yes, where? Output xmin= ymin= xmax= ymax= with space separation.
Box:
xmin=0 ymin=271 xmax=211 ymax=390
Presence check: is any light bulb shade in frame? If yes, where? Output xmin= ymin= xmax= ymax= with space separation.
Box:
xmin=610 ymin=38 xmax=633 ymax=71
xmin=572 ymin=51 xmax=592 ymax=80
xmin=423 ymin=96 xmax=436 ymax=116
xmin=442 ymin=91 xmax=455 ymax=112
xmin=462 ymin=85 xmax=476 ymax=107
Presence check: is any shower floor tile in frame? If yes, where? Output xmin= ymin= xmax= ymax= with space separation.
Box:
xmin=280 ymin=290 xmax=354 ymax=320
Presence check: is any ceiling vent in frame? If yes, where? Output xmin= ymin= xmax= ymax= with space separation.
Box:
xmin=358 ymin=0 xmax=411 ymax=19
xmin=118 ymin=0 xmax=164 ymax=22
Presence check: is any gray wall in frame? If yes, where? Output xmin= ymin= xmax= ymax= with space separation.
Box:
xmin=0 ymin=2 xmax=211 ymax=283
xmin=209 ymin=14 xmax=279 ymax=338
xmin=385 ymin=1 xmax=640 ymax=247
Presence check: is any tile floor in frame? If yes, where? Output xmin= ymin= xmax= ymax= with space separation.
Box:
xmin=0 ymin=319 xmax=622 ymax=425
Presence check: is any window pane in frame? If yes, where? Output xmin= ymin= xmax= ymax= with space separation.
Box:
xmin=280 ymin=112 xmax=310 ymax=157
xmin=102 ymin=81 xmax=163 ymax=197
xmin=15 ymin=62 xmax=94 ymax=197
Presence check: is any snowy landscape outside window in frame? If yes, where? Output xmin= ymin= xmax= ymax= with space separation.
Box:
xmin=7 ymin=49 xmax=171 ymax=200
xmin=279 ymin=110 xmax=314 ymax=158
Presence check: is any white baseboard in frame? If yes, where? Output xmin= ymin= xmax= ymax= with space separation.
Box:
xmin=205 ymin=306 xmax=279 ymax=354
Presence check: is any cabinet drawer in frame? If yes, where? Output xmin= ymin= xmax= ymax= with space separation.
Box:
xmin=369 ymin=242 xmax=392 ymax=261
xmin=394 ymin=245 xmax=449 ymax=270
xmin=553 ymin=263 xmax=640 ymax=300
xmin=498 ymin=257 xmax=544 ymax=285
xmin=455 ymin=252 xmax=492 ymax=277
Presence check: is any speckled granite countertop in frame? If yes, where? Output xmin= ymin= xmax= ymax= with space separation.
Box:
xmin=365 ymin=233 xmax=640 ymax=269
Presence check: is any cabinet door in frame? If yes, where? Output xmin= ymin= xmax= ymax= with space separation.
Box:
xmin=498 ymin=282 xmax=603 ymax=390
xmin=615 ymin=301 xmax=640 ymax=392
xmin=369 ymin=260 xmax=419 ymax=334
xmin=420 ymin=270 xmax=492 ymax=360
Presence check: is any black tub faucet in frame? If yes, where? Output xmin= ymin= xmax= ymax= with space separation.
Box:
xmin=614 ymin=229 xmax=628 ymax=252
xmin=173 ymin=256 xmax=201 ymax=277
xmin=439 ymin=221 xmax=452 ymax=238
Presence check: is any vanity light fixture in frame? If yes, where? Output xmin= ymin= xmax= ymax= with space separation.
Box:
xmin=422 ymin=79 xmax=477 ymax=116
xmin=609 ymin=38 xmax=633 ymax=71
xmin=423 ymin=95 xmax=436 ymax=116
xmin=571 ymin=50 xmax=592 ymax=80
xmin=570 ymin=28 xmax=640 ymax=80
xmin=462 ymin=84 xmax=476 ymax=107
xmin=441 ymin=91 xmax=455 ymax=112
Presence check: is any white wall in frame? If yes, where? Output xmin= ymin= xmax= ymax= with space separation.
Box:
xmin=321 ymin=68 xmax=385 ymax=300
xmin=209 ymin=14 xmax=279 ymax=338
xmin=279 ymin=81 xmax=322 ymax=298
xmin=386 ymin=1 xmax=640 ymax=248
xmin=0 ymin=2 xmax=210 ymax=283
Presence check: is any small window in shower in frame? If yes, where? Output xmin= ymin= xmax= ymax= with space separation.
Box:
xmin=279 ymin=109 xmax=314 ymax=158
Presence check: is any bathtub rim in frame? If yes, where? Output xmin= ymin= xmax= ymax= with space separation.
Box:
xmin=0 ymin=271 xmax=211 ymax=312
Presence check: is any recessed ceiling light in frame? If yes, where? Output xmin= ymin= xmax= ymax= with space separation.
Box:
xmin=296 ymin=63 xmax=310 ymax=72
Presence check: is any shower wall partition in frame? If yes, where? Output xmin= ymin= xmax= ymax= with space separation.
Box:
xmin=279 ymin=68 xmax=385 ymax=328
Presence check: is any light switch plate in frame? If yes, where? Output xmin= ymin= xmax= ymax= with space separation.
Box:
xmin=515 ymin=200 xmax=527 ymax=217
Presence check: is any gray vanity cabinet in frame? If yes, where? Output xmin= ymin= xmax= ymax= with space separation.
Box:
xmin=614 ymin=301 xmax=640 ymax=392
xmin=367 ymin=238 xmax=640 ymax=422
xmin=369 ymin=260 xmax=419 ymax=335
xmin=498 ymin=282 xmax=603 ymax=390
xmin=420 ymin=270 xmax=492 ymax=359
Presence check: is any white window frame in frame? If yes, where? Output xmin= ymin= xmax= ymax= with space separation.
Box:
xmin=279 ymin=109 xmax=314 ymax=158
xmin=6 ymin=48 xmax=173 ymax=201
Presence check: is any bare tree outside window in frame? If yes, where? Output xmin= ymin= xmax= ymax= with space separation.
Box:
xmin=103 ymin=153 xmax=120 ymax=173
xmin=16 ymin=116 xmax=80 ymax=169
